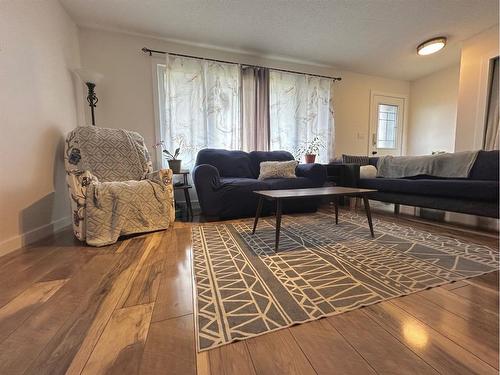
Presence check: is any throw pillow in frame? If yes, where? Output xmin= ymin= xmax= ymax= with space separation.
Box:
xmin=342 ymin=154 xmax=369 ymax=165
xmin=360 ymin=165 xmax=377 ymax=179
xmin=258 ymin=160 xmax=298 ymax=180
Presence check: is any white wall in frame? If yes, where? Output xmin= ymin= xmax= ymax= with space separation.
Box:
xmin=455 ymin=25 xmax=499 ymax=151
xmin=0 ymin=0 xmax=82 ymax=254
xmin=78 ymin=27 xmax=411 ymax=166
xmin=407 ymin=65 xmax=460 ymax=155
xmin=333 ymin=72 xmax=410 ymax=156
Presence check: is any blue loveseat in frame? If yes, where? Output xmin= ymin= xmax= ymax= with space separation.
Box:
xmin=192 ymin=149 xmax=327 ymax=219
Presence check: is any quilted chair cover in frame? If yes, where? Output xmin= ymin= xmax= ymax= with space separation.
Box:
xmin=64 ymin=126 xmax=174 ymax=246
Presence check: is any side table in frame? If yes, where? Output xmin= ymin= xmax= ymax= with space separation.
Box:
xmin=173 ymin=170 xmax=194 ymax=219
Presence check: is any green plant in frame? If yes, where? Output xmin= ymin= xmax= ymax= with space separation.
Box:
xmin=294 ymin=136 xmax=325 ymax=160
xmin=154 ymin=139 xmax=183 ymax=160
xmin=305 ymin=136 xmax=324 ymax=155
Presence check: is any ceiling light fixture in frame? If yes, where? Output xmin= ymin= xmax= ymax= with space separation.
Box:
xmin=417 ymin=37 xmax=447 ymax=56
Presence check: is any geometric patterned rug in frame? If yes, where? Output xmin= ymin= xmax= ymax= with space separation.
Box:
xmin=191 ymin=210 xmax=499 ymax=351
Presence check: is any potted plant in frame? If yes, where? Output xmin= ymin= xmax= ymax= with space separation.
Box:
xmin=303 ymin=136 xmax=324 ymax=163
xmin=154 ymin=140 xmax=183 ymax=173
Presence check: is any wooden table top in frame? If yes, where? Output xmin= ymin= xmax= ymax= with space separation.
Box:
xmin=254 ymin=186 xmax=376 ymax=199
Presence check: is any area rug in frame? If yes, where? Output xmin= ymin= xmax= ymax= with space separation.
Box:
xmin=191 ymin=210 xmax=499 ymax=351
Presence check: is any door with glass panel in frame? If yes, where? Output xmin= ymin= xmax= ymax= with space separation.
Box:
xmin=369 ymin=94 xmax=405 ymax=156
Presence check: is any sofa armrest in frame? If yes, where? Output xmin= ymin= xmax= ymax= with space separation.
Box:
xmin=144 ymin=168 xmax=175 ymax=224
xmin=192 ymin=164 xmax=223 ymax=215
xmin=296 ymin=163 xmax=327 ymax=186
xmin=66 ymin=170 xmax=98 ymax=241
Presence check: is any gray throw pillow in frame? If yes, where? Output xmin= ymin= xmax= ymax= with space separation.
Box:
xmin=258 ymin=160 xmax=298 ymax=180
xmin=342 ymin=154 xmax=370 ymax=165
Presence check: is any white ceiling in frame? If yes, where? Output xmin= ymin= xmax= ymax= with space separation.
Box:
xmin=60 ymin=0 xmax=499 ymax=81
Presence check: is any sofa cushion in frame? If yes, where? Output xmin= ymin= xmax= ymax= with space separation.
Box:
xmin=219 ymin=177 xmax=269 ymax=191
xmin=195 ymin=149 xmax=253 ymax=178
xmin=263 ymin=177 xmax=317 ymax=190
xmin=249 ymin=151 xmax=294 ymax=178
xmin=258 ymin=160 xmax=298 ymax=180
xmin=358 ymin=178 xmax=499 ymax=202
xmin=469 ymin=150 xmax=499 ymax=181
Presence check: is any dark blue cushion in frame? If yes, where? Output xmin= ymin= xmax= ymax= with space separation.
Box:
xmin=195 ymin=149 xmax=253 ymax=178
xmin=248 ymin=150 xmax=294 ymax=178
xmin=358 ymin=178 xmax=499 ymax=202
xmin=262 ymin=177 xmax=317 ymax=190
xmin=470 ymin=150 xmax=499 ymax=180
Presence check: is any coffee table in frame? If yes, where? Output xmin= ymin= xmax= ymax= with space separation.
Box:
xmin=252 ymin=186 xmax=377 ymax=251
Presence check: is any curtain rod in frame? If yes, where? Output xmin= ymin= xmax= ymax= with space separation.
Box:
xmin=141 ymin=47 xmax=342 ymax=81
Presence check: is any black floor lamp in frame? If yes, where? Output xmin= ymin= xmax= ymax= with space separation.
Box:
xmin=74 ymin=69 xmax=103 ymax=126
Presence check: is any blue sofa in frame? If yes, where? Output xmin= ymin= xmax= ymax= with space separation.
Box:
xmin=351 ymin=150 xmax=499 ymax=218
xmin=193 ymin=149 xmax=327 ymax=219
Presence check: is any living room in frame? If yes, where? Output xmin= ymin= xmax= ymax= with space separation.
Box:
xmin=1 ymin=0 xmax=499 ymax=374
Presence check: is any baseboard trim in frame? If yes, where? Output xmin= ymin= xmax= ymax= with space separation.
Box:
xmin=0 ymin=216 xmax=72 ymax=257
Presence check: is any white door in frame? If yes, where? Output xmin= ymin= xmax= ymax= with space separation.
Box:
xmin=369 ymin=94 xmax=406 ymax=156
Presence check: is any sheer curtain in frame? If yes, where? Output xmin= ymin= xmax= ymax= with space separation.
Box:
xmin=269 ymin=71 xmax=334 ymax=163
xmin=157 ymin=55 xmax=241 ymax=169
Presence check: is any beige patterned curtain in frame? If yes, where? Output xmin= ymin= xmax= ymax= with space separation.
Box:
xmin=269 ymin=71 xmax=334 ymax=163
xmin=241 ymin=66 xmax=270 ymax=151
xmin=484 ymin=56 xmax=499 ymax=150
xmin=158 ymin=55 xmax=241 ymax=169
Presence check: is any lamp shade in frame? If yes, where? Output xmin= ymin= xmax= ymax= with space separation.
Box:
xmin=74 ymin=68 xmax=103 ymax=84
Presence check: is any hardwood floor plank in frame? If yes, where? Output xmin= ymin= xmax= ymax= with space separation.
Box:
xmin=439 ymin=280 xmax=469 ymax=290
xmin=208 ymin=341 xmax=256 ymax=375
xmin=466 ymin=271 xmax=499 ymax=292
xmin=23 ymin=236 xmax=151 ymax=375
xmin=392 ymin=292 xmax=499 ymax=369
xmin=139 ymin=314 xmax=196 ymax=375
xmin=196 ymin=351 xmax=211 ymax=375
xmin=449 ymin=284 xmax=499 ymax=315
xmin=246 ymin=329 xmax=316 ymax=375
xmin=0 ymin=253 xmax=120 ymax=374
xmin=64 ymin=236 xmax=158 ymax=375
xmin=121 ymin=232 xmax=169 ymax=308
xmin=0 ymin=247 xmax=82 ymax=308
xmin=419 ymin=287 xmax=499 ymax=333
xmin=151 ymin=227 xmax=193 ymax=322
xmin=37 ymin=250 xmax=95 ymax=282
xmin=289 ymin=319 xmax=376 ymax=375
xmin=327 ymin=309 xmax=439 ymax=374
xmin=364 ymin=301 xmax=497 ymax=375
xmin=81 ymin=303 xmax=154 ymax=375
xmin=0 ymin=279 xmax=67 ymax=342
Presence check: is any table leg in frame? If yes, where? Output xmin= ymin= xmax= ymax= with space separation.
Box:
xmin=252 ymin=197 xmax=264 ymax=234
xmin=184 ymin=188 xmax=193 ymax=219
xmin=362 ymin=196 xmax=374 ymax=238
xmin=275 ymin=199 xmax=282 ymax=252
xmin=333 ymin=197 xmax=339 ymax=224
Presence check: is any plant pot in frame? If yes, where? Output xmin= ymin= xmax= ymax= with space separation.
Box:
xmin=168 ymin=159 xmax=182 ymax=173
xmin=304 ymin=154 xmax=316 ymax=163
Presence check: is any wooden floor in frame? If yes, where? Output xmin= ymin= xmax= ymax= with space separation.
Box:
xmin=0 ymin=209 xmax=498 ymax=375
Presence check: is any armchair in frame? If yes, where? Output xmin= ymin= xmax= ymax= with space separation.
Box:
xmin=64 ymin=126 xmax=174 ymax=246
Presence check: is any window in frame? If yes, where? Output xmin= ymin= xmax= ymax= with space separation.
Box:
xmin=269 ymin=71 xmax=334 ymax=163
xmin=156 ymin=57 xmax=335 ymax=167
xmin=157 ymin=56 xmax=241 ymax=169
xmin=376 ymin=104 xmax=398 ymax=149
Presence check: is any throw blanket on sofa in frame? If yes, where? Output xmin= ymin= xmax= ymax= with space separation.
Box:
xmin=85 ymin=176 xmax=171 ymax=247
xmin=377 ymin=151 xmax=479 ymax=179
xmin=74 ymin=126 xmax=151 ymax=182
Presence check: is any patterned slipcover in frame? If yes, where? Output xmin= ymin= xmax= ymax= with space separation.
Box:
xmin=64 ymin=126 xmax=174 ymax=246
